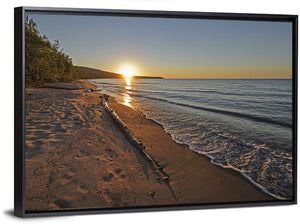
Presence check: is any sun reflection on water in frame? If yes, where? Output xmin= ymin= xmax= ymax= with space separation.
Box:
xmin=123 ymin=78 xmax=133 ymax=107
xmin=126 ymin=78 xmax=131 ymax=86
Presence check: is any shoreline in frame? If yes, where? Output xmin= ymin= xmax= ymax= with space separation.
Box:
xmin=25 ymin=80 xmax=275 ymax=212
xmin=100 ymin=85 xmax=276 ymax=203
xmin=131 ymin=110 xmax=284 ymax=200
xmin=94 ymin=80 xmax=290 ymax=200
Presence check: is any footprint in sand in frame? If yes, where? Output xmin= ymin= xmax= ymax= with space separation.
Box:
xmin=113 ymin=168 xmax=122 ymax=174
xmin=76 ymin=184 xmax=89 ymax=194
xmin=103 ymin=189 xmax=122 ymax=206
xmin=102 ymin=173 xmax=114 ymax=181
xmin=105 ymin=148 xmax=118 ymax=158
xmin=80 ymin=150 xmax=90 ymax=156
xmin=54 ymin=199 xmax=71 ymax=209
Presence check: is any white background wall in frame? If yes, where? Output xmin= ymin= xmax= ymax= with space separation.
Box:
xmin=1 ymin=0 xmax=299 ymax=223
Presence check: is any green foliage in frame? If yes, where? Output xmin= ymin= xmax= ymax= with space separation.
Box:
xmin=25 ymin=17 xmax=84 ymax=87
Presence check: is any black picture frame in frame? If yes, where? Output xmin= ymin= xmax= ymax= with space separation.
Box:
xmin=14 ymin=6 xmax=298 ymax=217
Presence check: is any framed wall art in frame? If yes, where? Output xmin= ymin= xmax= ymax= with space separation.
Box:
xmin=14 ymin=7 xmax=298 ymax=217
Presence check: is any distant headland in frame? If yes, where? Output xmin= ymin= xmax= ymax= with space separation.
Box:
xmin=77 ymin=66 xmax=164 ymax=79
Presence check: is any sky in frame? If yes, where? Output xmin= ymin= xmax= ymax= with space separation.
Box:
xmin=28 ymin=12 xmax=293 ymax=79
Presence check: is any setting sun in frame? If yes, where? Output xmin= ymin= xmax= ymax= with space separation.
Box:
xmin=119 ymin=65 xmax=137 ymax=79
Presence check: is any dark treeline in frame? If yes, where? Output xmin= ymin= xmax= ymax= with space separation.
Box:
xmin=25 ymin=17 xmax=87 ymax=87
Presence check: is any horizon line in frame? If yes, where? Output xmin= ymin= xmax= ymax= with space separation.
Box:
xmin=77 ymin=65 xmax=292 ymax=80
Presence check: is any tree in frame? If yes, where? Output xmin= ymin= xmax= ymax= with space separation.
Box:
xmin=25 ymin=17 xmax=84 ymax=87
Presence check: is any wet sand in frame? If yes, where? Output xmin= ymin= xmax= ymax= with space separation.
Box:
xmin=25 ymin=80 xmax=274 ymax=212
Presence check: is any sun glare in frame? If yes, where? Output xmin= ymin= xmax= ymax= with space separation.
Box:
xmin=119 ymin=65 xmax=137 ymax=79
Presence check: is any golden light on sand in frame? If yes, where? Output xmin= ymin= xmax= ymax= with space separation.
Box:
xmin=119 ymin=65 xmax=137 ymax=79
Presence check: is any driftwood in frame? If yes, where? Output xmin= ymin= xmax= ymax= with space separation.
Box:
xmin=102 ymin=95 xmax=169 ymax=182
xmin=103 ymin=94 xmax=110 ymax=101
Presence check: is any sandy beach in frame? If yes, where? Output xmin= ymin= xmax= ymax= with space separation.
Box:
xmin=25 ymin=80 xmax=275 ymax=212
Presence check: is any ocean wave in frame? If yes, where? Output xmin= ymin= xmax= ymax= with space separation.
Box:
xmin=137 ymin=109 xmax=293 ymax=200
